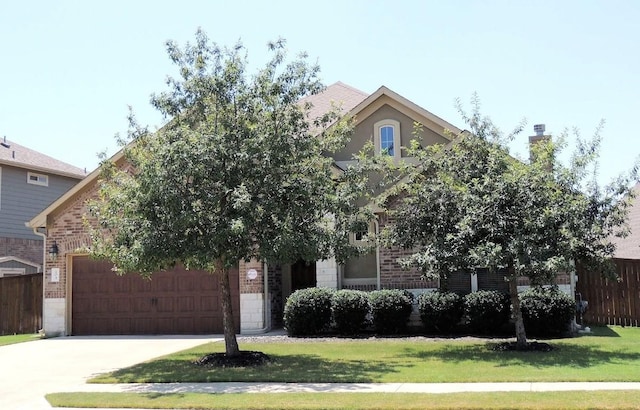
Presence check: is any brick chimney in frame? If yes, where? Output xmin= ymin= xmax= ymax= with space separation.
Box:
xmin=529 ymin=124 xmax=553 ymax=170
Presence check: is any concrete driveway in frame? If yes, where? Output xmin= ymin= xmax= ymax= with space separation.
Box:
xmin=0 ymin=335 xmax=221 ymax=409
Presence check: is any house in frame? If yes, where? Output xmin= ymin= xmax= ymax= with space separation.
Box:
xmin=0 ymin=138 xmax=86 ymax=272
xmin=28 ymin=82 xmax=567 ymax=336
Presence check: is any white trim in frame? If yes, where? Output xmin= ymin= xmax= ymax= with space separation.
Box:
xmin=0 ymin=268 xmax=26 ymax=277
xmin=349 ymin=220 xmax=376 ymax=245
xmin=341 ymin=277 xmax=377 ymax=286
xmin=27 ymin=171 xmax=49 ymax=187
xmin=374 ymin=119 xmax=401 ymax=160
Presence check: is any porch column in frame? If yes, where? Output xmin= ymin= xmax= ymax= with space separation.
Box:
xmin=316 ymin=257 xmax=338 ymax=289
xmin=238 ymin=259 xmax=267 ymax=334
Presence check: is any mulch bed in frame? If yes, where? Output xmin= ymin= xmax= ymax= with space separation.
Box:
xmin=194 ymin=351 xmax=272 ymax=368
xmin=492 ymin=341 xmax=554 ymax=352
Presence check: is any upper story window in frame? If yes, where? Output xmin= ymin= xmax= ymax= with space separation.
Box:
xmin=374 ymin=119 xmax=401 ymax=160
xmin=350 ymin=220 xmax=375 ymax=245
xmin=27 ymin=172 xmax=49 ymax=187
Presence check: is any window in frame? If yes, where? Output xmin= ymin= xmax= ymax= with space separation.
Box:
xmin=27 ymin=172 xmax=48 ymax=186
xmin=380 ymin=126 xmax=395 ymax=156
xmin=350 ymin=220 xmax=374 ymax=245
xmin=374 ymin=119 xmax=401 ymax=160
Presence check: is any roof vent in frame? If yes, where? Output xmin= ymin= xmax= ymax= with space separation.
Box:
xmin=1 ymin=136 xmax=10 ymax=149
xmin=533 ymin=124 xmax=546 ymax=136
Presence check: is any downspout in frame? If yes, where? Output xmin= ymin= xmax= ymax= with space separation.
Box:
xmin=31 ymin=225 xmax=47 ymax=334
xmin=374 ymin=220 xmax=381 ymax=290
xmin=569 ymin=259 xmax=578 ymax=332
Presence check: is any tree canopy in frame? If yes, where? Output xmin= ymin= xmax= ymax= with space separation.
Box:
xmin=87 ymin=30 xmax=369 ymax=356
xmin=382 ymin=97 xmax=637 ymax=347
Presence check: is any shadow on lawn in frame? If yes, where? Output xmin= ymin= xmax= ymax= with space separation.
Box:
xmin=94 ymin=353 xmax=402 ymax=384
xmin=402 ymin=343 xmax=639 ymax=369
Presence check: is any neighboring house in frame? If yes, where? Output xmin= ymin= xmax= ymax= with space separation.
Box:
xmin=28 ymin=82 xmax=567 ymax=336
xmin=609 ymin=182 xmax=640 ymax=260
xmin=574 ymin=182 xmax=640 ymax=327
xmin=0 ymin=138 xmax=85 ymax=270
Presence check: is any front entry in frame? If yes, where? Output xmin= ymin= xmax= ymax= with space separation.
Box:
xmin=290 ymin=259 xmax=316 ymax=291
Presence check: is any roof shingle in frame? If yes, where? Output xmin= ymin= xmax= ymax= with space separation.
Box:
xmin=0 ymin=139 xmax=86 ymax=179
xmin=299 ymin=81 xmax=369 ymax=122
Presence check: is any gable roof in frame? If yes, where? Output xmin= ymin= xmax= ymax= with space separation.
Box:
xmin=0 ymin=256 xmax=42 ymax=270
xmin=351 ymin=86 xmax=462 ymax=138
xmin=299 ymin=81 xmax=369 ymax=121
xmin=0 ymin=138 xmax=87 ymax=179
xmin=28 ymin=81 xmax=459 ymax=229
xmin=611 ymin=182 xmax=640 ymax=259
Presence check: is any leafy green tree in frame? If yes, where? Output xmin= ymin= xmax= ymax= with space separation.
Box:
xmin=87 ymin=30 xmax=368 ymax=357
xmin=383 ymin=97 xmax=637 ymax=348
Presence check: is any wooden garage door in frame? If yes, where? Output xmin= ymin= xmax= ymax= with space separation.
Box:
xmin=71 ymin=256 xmax=240 ymax=335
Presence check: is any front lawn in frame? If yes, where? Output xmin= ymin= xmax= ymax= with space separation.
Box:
xmin=91 ymin=326 xmax=640 ymax=384
xmin=0 ymin=333 xmax=40 ymax=347
xmin=45 ymin=391 xmax=640 ymax=410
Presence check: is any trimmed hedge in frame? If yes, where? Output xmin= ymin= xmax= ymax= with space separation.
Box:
xmin=331 ymin=289 xmax=371 ymax=335
xmin=521 ymin=286 xmax=575 ymax=336
xmin=418 ymin=291 xmax=463 ymax=333
xmin=369 ymin=289 xmax=414 ymax=334
xmin=463 ymin=290 xmax=510 ymax=333
xmin=283 ymin=287 xmax=334 ymax=336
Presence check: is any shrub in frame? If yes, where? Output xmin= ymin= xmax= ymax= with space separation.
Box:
xmin=283 ymin=287 xmax=334 ymax=336
xmin=520 ymin=286 xmax=575 ymax=336
xmin=369 ymin=289 xmax=414 ymax=334
xmin=331 ymin=289 xmax=371 ymax=335
xmin=463 ymin=290 xmax=510 ymax=333
xmin=418 ymin=291 xmax=463 ymax=333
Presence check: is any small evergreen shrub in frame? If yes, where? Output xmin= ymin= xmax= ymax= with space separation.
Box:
xmin=418 ymin=291 xmax=463 ymax=333
xmin=520 ymin=286 xmax=575 ymax=336
xmin=463 ymin=290 xmax=510 ymax=333
xmin=283 ymin=287 xmax=334 ymax=336
xmin=331 ymin=289 xmax=371 ymax=335
xmin=369 ymin=289 xmax=414 ymax=334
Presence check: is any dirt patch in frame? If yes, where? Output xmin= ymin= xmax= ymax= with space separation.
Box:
xmin=194 ymin=351 xmax=272 ymax=368
xmin=492 ymin=341 xmax=554 ymax=352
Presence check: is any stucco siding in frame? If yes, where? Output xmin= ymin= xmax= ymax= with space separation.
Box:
xmin=0 ymin=165 xmax=79 ymax=240
xmin=334 ymin=104 xmax=449 ymax=162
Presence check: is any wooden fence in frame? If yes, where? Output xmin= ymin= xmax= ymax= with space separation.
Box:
xmin=576 ymin=258 xmax=640 ymax=327
xmin=0 ymin=273 xmax=42 ymax=335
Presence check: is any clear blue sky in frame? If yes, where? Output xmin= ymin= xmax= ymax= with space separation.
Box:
xmin=1 ymin=0 xmax=638 ymax=183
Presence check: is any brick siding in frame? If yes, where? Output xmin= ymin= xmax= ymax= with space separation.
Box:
xmin=0 ymin=237 xmax=43 ymax=266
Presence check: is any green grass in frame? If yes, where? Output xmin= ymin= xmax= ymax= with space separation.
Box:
xmin=91 ymin=326 xmax=640 ymax=384
xmin=0 ymin=333 xmax=40 ymax=347
xmin=46 ymin=391 xmax=640 ymax=409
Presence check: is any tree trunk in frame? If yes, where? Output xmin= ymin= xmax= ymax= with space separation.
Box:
xmin=508 ymin=275 xmax=528 ymax=349
xmin=217 ymin=261 xmax=240 ymax=357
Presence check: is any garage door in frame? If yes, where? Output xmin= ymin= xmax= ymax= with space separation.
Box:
xmin=71 ymin=256 xmax=240 ymax=335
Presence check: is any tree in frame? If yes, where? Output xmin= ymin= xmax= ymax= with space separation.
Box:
xmin=382 ymin=97 xmax=637 ymax=348
xmin=87 ymin=30 xmax=368 ymax=357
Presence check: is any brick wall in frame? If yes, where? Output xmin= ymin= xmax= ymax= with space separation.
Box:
xmin=45 ymin=185 xmax=97 ymax=299
xmin=239 ymin=259 xmax=264 ymax=294
xmin=0 ymin=237 xmax=43 ymax=266
xmin=377 ymin=211 xmax=438 ymax=290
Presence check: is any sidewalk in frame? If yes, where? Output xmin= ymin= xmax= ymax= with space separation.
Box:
xmin=61 ymin=381 xmax=640 ymax=394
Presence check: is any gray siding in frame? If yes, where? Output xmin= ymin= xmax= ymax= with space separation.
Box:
xmin=0 ymin=260 xmax=40 ymax=274
xmin=0 ymin=165 xmax=80 ymax=240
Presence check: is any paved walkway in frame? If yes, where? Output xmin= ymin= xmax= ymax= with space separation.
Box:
xmin=64 ymin=381 xmax=640 ymax=394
